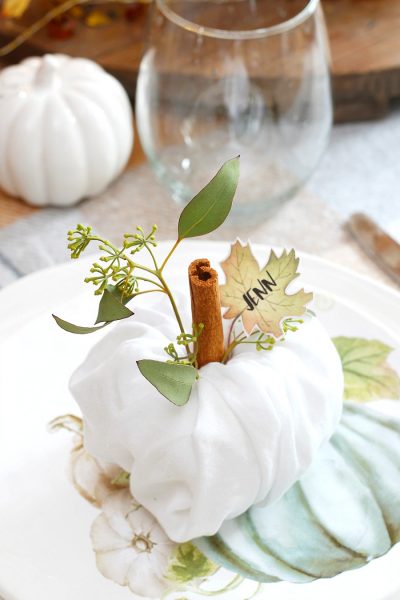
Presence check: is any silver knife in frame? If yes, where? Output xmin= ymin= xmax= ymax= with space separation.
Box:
xmin=347 ymin=213 xmax=400 ymax=287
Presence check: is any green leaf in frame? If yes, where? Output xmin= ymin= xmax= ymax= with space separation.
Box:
xmin=178 ymin=157 xmax=239 ymax=239
xmin=333 ymin=336 xmax=400 ymax=402
xmin=167 ymin=542 xmax=218 ymax=584
xmin=95 ymin=287 xmax=134 ymax=324
xmin=54 ymin=286 xmax=134 ymax=335
xmin=136 ymin=360 xmax=197 ymax=406
xmin=52 ymin=314 xmax=109 ymax=335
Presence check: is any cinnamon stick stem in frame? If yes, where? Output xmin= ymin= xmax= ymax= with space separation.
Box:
xmin=188 ymin=258 xmax=225 ymax=368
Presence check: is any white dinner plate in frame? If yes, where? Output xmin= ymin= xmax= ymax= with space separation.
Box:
xmin=1 ymin=240 xmax=400 ymax=600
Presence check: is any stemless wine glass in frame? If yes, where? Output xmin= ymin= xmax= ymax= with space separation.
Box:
xmin=136 ymin=0 xmax=332 ymax=221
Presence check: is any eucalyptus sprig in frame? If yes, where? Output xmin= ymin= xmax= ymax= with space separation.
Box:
xmin=164 ymin=323 xmax=205 ymax=367
xmin=67 ymin=224 xmax=160 ymax=297
xmin=54 ymin=157 xmax=240 ymax=406
xmin=222 ymin=317 xmax=305 ymax=364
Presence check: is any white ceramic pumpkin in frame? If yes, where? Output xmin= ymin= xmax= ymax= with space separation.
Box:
xmin=0 ymin=54 xmax=133 ymax=207
xmin=70 ymin=293 xmax=343 ymax=544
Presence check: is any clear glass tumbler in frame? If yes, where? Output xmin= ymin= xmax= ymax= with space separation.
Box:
xmin=136 ymin=0 xmax=332 ymax=221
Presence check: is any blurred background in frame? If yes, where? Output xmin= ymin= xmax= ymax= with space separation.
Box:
xmin=0 ymin=0 xmax=399 ymax=289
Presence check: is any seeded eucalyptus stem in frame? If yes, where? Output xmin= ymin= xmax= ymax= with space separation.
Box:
xmin=66 ymin=224 xmax=193 ymax=353
xmin=129 ymin=244 xmax=191 ymax=354
xmin=142 ymin=240 xmax=159 ymax=272
xmin=160 ymin=239 xmax=182 ymax=272
xmin=135 ymin=289 xmax=165 ymax=298
xmin=221 ymin=336 xmax=245 ymax=364
xmin=157 ymin=272 xmax=187 ymax=339
xmin=142 ymin=239 xmax=190 ymax=354
xmin=133 ymin=276 xmax=164 ymax=290
xmin=227 ymin=313 xmax=242 ymax=345
xmin=222 ymin=317 xmax=304 ymax=363
xmin=222 ymin=313 xmax=245 ymax=363
xmin=145 ymin=242 xmax=190 ymax=352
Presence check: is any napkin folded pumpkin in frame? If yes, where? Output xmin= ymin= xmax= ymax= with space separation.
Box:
xmin=70 ymin=295 xmax=343 ymax=543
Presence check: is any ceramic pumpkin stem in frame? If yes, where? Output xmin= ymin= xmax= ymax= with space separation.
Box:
xmin=34 ymin=54 xmax=59 ymax=88
xmin=188 ymin=259 xmax=225 ymax=368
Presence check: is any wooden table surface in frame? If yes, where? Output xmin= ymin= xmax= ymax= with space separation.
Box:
xmin=1 ymin=0 xmax=400 ymax=229
xmin=1 ymin=0 xmax=400 ymax=122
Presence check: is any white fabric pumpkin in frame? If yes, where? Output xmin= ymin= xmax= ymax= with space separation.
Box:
xmin=0 ymin=54 xmax=133 ymax=206
xmin=70 ymin=295 xmax=343 ymax=543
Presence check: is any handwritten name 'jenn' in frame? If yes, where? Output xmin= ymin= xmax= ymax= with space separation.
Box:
xmin=243 ymin=271 xmax=277 ymax=311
